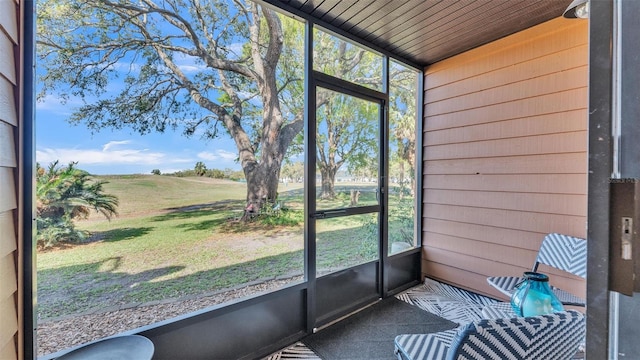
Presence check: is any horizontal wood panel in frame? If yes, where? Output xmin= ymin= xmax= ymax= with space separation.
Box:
xmin=0 ymin=211 xmax=16 ymax=258
xmin=0 ymin=122 xmax=16 ymax=167
xmin=424 ymin=247 xmax=527 ymax=280
xmin=423 ymin=204 xmax=587 ymax=236
xmin=423 ymin=270 xmax=506 ymax=301
xmin=424 ymin=190 xmax=586 ymax=217
xmin=420 ymin=16 xmax=588 ymax=300
xmin=426 ymin=45 xmax=588 ymax=103
xmin=424 ymin=153 xmax=587 ymax=175
xmin=425 ymin=231 xmax=585 ymax=282
xmin=1 ymin=3 xmax=18 ymax=360
xmin=0 ymin=32 xmax=15 ymax=85
xmin=0 ymin=167 xmax=16 ymax=213
xmin=424 ymin=110 xmax=586 ymax=146
xmin=422 ymin=258 xmax=585 ymax=302
xmin=425 ymin=87 xmax=587 ymax=131
xmin=0 ymin=77 xmax=17 ymax=126
xmin=422 ymin=259 xmax=510 ymax=300
xmin=424 ymin=131 xmax=587 ymax=160
xmin=426 ymin=66 xmax=587 ymax=116
xmin=0 ymin=0 xmax=18 ymax=43
xmin=424 ymin=174 xmax=587 ymax=194
xmin=424 ymin=246 xmax=584 ymax=294
xmin=422 ymin=218 xmax=550 ymax=250
xmin=0 ymin=252 xmax=17 ymax=300
xmin=425 ymin=20 xmax=587 ymax=84
xmin=424 ymin=231 xmax=536 ymax=266
xmin=0 ymin=293 xmax=17 ymax=355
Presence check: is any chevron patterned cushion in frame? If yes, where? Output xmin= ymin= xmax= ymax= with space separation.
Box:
xmin=487 ymin=233 xmax=587 ymax=306
xmin=394 ymin=310 xmax=585 ymax=360
xmin=536 ymin=233 xmax=587 ymax=278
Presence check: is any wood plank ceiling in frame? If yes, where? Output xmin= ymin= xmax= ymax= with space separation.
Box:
xmin=266 ymin=0 xmax=572 ymax=67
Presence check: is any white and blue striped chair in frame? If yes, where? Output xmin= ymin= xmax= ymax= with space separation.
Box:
xmin=487 ymin=233 xmax=587 ymax=306
xmin=394 ymin=310 xmax=585 ymax=360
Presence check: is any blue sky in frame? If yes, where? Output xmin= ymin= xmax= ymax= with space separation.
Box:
xmin=34 ymin=2 xmax=254 ymax=176
xmin=36 ymin=97 xmax=243 ymax=175
xmin=35 ymin=51 xmax=245 ymax=176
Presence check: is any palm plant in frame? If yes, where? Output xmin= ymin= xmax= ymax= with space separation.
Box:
xmin=194 ymin=161 xmax=207 ymax=177
xmin=36 ymin=161 xmax=119 ymax=248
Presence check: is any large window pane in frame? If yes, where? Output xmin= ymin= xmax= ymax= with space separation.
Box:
xmin=388 ymin=61 xmax=419 ymax=255
xmin=315 ymin=88 xmax=380 ymax=210
xmin=316 ymin=213 xmax=379 ymax=275
xmin=313 ymin=28 xmax=383 ymax=91
xmin=35 ymin=2 xmax=305 ymax=355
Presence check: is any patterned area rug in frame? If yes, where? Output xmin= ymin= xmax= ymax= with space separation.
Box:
xmin=264 ymin=279 xmax=498 ymax=360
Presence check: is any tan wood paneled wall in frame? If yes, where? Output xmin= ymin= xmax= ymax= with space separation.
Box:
xmin=0 ymin=0 xmax=22 ymax=359
xmin=422 ymin=18 xmax=588 ymax=300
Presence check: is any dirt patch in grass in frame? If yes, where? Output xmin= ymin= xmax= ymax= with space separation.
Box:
xmin=37 ymin=276 xmax=303 ymax=357
xmin=35 ymin=176 xmax=381 ymax=356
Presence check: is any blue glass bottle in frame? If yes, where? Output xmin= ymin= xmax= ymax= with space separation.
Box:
xmin=510 ymin=272 xmax=564 ymax=316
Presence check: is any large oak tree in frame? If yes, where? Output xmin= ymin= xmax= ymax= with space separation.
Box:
xmin=37 ymin=0 xmax=304 ymax=216
xmin=37 ymin=0 xmax=415 ymax=211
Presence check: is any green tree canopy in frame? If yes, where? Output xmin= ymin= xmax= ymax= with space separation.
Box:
xmin=37 ymin=0 xmax=305 ymax=218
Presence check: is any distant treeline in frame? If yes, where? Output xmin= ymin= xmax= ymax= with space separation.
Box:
xmin=151 ymin=167 xmax=245 ymax=181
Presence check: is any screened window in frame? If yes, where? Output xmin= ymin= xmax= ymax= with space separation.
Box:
xmin=313 ymin=27 xmax=384 ymax=92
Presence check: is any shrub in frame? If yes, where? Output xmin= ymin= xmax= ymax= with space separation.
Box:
xmin=36 ymin=161 xmax=119 ymax=248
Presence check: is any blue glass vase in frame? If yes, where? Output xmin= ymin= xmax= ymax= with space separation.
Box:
xmin=510 ymin=272 xmax=564 ymax=316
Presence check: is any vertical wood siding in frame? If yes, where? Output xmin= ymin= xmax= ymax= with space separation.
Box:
xmin=0 ymin=0 xmax=21 ymax=358
xmin=421 ymin=18 xmax=588 ymax=300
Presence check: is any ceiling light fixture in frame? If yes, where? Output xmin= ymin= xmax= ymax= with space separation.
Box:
xmin=563 ymin=0 xmax=589 ymax=19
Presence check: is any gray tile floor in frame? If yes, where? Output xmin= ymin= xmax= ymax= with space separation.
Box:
xmin=264 ymin=279 xmax=498 ymax=359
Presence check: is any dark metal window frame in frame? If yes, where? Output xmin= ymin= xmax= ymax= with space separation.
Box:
xmin=586 ymin=1 xmax=613 ymax=359
xmin=23 ymin=0 xmax=37 ymax=358
xmin=306 ymin=20 xmax=422 ymax=328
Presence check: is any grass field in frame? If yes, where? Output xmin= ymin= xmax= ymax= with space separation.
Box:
xmin=36 ymin=175 xmax=396 ymax=320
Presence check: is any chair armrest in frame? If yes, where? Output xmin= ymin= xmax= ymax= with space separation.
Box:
xmin=394 ymin=329 xmax=460 ymax=360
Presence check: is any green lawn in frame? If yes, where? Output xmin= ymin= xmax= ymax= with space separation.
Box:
xmin=37 ymin=175 xmax=411 ymax=320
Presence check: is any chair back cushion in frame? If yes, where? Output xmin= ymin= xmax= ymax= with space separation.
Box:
xmin=446 ymin=310 xmax=585 ymax=360
xmin=536 ymin=233 xmax=587 ymax=278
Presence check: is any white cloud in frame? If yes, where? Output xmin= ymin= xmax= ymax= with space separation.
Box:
xmin=178 ymin=64 xmax=203 ymax=73
xmin=102 ymin=140 xmax=132 ymax=152
xmin=226 ymin=42 xmax=245 ymax=59
xmin=36 ymin=141 xmax=193 ymax=167
xmin=175 ymin=53 xmax=206 ymax=73
xmin=218 ymin=150 xmax=237 ymax=160
xmin=35 ymin=94 xmax=82 ymax=114
xmin=110 ymin=61 xmax=141 ymax=73
xmin=197 ymin=149 xmax=237 ymax=162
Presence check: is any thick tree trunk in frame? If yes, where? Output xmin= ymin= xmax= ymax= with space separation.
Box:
xmin=233 ymin=5 xmax=303 ymax=221
xmin=243 ymin=159 xmax=281 ymax=218
xmin=320 ymin=166 xmax=336 ymax=199
xmin=240 ymin=98 xmax=286 ymax=219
